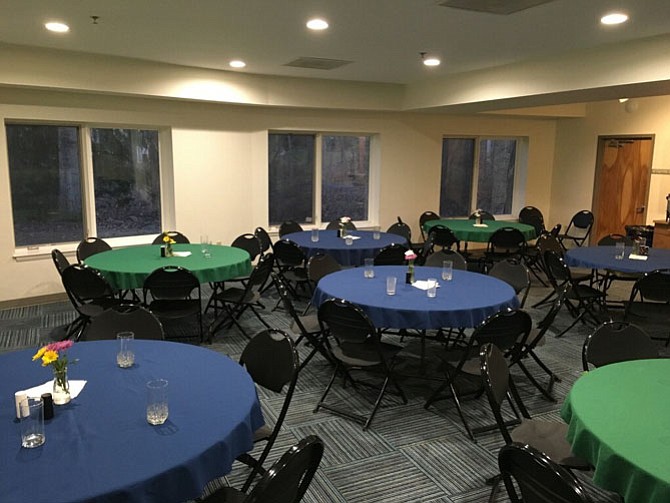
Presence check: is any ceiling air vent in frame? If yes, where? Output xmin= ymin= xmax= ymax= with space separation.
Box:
xmin=284 ymin=57 xmax=353 ymax=70
xmin=438 ymin=0 xmax=555 ymax=15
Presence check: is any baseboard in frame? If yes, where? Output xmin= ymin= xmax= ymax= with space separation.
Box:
xmin=0 ymin=293 xmax=69 ymax=310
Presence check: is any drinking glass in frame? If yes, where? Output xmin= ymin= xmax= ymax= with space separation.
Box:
xmin=386 ymin=276 xmax=397 ymax=295
xmin=116 ymin=331 xmax=135 ymax=368
xmin=146 ymin=379 xmax=169 ymax=425
xmin=311 ymin=228 xmax=319 ymax=242
xmin=345 ymin=235 xmax=353 ymax=246
xmin=20 ymin=397 xmax=45 ymax=448
xmin=373 ymin=226 xmax=381 ymax=240
xmin=427 ymin=278 xmax=438 ymax=298
xmin=442 ymin=260 xmax=453 ymax=281
xmin=614 ymin=241 xmax=625 ymax=260
xmin=364 ymin=258 xmax=374 ymax=278
xmin=200 ymin=234 xmax=211 ymax=259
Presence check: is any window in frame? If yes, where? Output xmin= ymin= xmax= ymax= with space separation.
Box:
xmin=6 ymin=124 xmax=162 ymax=248
xmin=268 ymin=132 xmax=371 ymax=226
xmin=440 ymin=137 xmax=523 ymax=218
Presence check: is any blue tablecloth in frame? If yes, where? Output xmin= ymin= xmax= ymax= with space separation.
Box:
xmin=1 ymin=340 xmax=264 ymax=503
xmin=284 ymin=230 xmax=408 ymax=266
xmin=565 ymin=246 xmax=670 ymax=274
xmin=312 ymin=266 xmax=519 ymax=329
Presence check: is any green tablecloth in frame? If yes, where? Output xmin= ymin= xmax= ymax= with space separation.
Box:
xmin=423 ymin=219 xmax=536 ymax=243
xmin=84 ymin=244 xmax=252 ymax=290
xmin=561 ymin=359 xmax=670 ymax=503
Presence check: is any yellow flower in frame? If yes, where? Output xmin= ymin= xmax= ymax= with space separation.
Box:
xmin=163 ymin=235 xmax=170 ymax=243
xmin=32 ymin=346 xmax=47 ymax=361
xmin=41 ymin=350 xmax=59 ymax=366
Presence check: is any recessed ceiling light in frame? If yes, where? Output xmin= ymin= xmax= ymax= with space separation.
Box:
xmin=423 ymin=57 xmax=441 ymax=67
xmin=306 ymin=18 xmax=329 ymax=31
xmin=229 ymin=60 xmax=246 ymax=68
xmin=45 ymin=21 xmax=70 ymax=33
xmin=618 ymin=98 xmax=629 ymax=103
xmin=600 ymin=12 xmax=628 ymax=25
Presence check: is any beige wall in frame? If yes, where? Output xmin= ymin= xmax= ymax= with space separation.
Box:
xmin=551 ymin=96 xmax=670 ymax=229
xmin=0 ymin=88 xmax=556 ymax=303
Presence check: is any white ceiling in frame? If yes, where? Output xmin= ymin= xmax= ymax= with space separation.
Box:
xmin=1 ymin=0 xmax=669 ymax=85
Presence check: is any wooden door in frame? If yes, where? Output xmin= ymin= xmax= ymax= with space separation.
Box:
xmin=592 ymin=136 xmax=653 ymax=243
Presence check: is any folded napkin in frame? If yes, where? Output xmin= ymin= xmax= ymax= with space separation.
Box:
xmin=412 ymin=280 xmax=440 ymax=290
xmin=472 ymin=223 xmax=489 ymax=228
xmin=628 ymin=253 xmax=648 ymax=261
xmin=23 ymin=380 xmax=87 ymax=399
xmin=172 ymin=251 xmax=192 ymax=257
xmin=341 ymin=235 xmax=362 ymax=240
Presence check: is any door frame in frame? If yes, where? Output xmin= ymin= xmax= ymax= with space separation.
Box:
xmin=591 ymin=134 xmax=655 ymax=241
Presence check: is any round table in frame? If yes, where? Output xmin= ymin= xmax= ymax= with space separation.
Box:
xmin=1 ymin=340 xmax=263 ymax=503
xmin=85 ymin=244 xmax=252 ymax=290
xmin=423 ymin=219 xmax=536 ymax=243
xmin=561 ymin=359 xmax=670 ymax=503
xmin=283 ymin=230 xmax=408 ymax=267
xmin=565 ymin=246 xmax=670 ymax=274
xmin=311 ymin=265 xmax=519 ymax=329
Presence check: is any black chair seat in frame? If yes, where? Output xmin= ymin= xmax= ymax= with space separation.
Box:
xmin=510 ymin=420 xmax=588 ymax=468
xmin=213 ymin=286 xmax=261 ymax=305
xmin=147 ymin=299 xmax=200 ymax=318
xmin=332 ymin=340 xmax=403 ymax=367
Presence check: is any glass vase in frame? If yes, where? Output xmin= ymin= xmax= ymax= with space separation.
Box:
xmin=406 ymin=261 xmax=415 ymax=284
xmin=166 ymin=243 xmax=173 ymax=257
xmin=52 ymin=367 xmax=71 ymax=405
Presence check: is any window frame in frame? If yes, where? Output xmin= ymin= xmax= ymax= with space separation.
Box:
xmin=441 ymin=135 xmax=528 ymax=220
xmin=268 ymin=130 xmax=379 ymax=230
xmin=7 ymin=120 xmax=175 ymax=259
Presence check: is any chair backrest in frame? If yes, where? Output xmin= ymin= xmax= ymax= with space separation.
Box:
xmin=373 ymin=243 xmax=408 ymax=266
xmin=274 ymin=240 xmax=307 ymax=267
xmin=498 ymin=443 xmax=591 ymax=503
xmin=597 ymin=233 xmax=633 ymax=246
xmin=628 ymin=268 xmax=670 ymax=303
xmin=76 ymin=237 xmax=112 ymax=262
xmin=51 ymin=248 xmax=71 ymax=276
xmin=386 ymin=218 xmax=412 ymax=242
xmin=473 ymin=309 xmax=533 ymax=356
xmin=84 ymin=303 xmax=164 ymax=341
xmin=563 ymin=210 xmax=594 ymax=243
xmin=543 ymin=250 xmax=572 ymax=288
xmin=479 ymin=343 xmax=530 ymax=445
xmin=61 ymin=264 xmax=116 ymax=305
xmin=151 ymin=231 xmax=190 ymax=245
xmin=247 ymin=253 xmax=275 ymax=293
xmin=488 ymin=259 xmax=531 ymax=307
xmin=143 ymin=266 xmax=200 ymax=301
xmin=278 ymin=220 xmax=303 ymax=237
xmin=469 ymin=210 xmax=495 ymax=221
xmin=254 ymin=227 xmax=273 ymax=255
xmin=242 ymin=435 xmax=324 ymax=503
xmin=307 ymin=253 xmax=341 ymax=284
xmin=423 ymin=249 xmax=467 ymax=270
xmin=487 ymin=227 xmax=526 ymax=256
xmin=548 ymin=223 xmax=562 ymax=237
xmin=428 ymin=225 xmax=460 ymax=251
xmin=318 ymin=298 xmax=377 ymax=347
xmin=275 ymin=275 xmax=308 ymax=332
xmin=537 ymin=233 xmax=563 ymax=257
xmin=325 ymin=218 xmax=357 ymax=231
xmin=240 ymin=329 xmax=299 ymax=394
xmin=582 ymin=321 xmax=659 ymax=371
xmin=231 ymin=233 xmax=262 ymax=262
xmin=518 ymin=206 xmax=545 ymax=236
xmin=419 ymin=210 xmax=440 ymax=227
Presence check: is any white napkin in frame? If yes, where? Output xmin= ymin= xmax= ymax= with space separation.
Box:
xmin=342 ymin=235 xmax=362 ymax=240
xmin=472 ymin=223 xmax=489 ymax=228
xmin=628 ymin=253 xmax=648 ymax=261
xmin=172 ymin=251 xmax=192 ymax=257
xmin=23 ymin=380 xmax=87 ymax=399
xmin=412 ymin=280 xmax=440 ymax=290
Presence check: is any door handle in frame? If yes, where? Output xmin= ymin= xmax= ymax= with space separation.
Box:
xmin=636 ymin=206 xmax=646 ymax=214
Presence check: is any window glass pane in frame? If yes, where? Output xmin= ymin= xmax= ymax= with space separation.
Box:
xmin=268 ymin=133 xmax=315 ymax=225
xmin=321 ymin=135 xmax=370 ymax=222
xmin=476 ymin=139 xmax=516 ymax=214
xmin=91 ymin=128 xmax=161 ymax=238
xmin=440 ymin=138 xmax=475 ymax=217
xmin=6 ymin=124 xmax=83 ymax=246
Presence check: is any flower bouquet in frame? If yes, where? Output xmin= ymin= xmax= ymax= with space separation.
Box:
xmin=32 ymin=340 xmax=76 ymax=405
xmin=162 ymin=232 xmax=176 ymax=256
xmin=338 ymin=216 xmax=352 ymax=238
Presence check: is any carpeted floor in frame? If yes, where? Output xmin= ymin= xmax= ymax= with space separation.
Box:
xmin=1 ymin=275 xmax=665 ymax=502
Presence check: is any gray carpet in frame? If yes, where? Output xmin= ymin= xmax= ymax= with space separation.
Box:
xmin=1 ymin=276 xmax=664 ymax=502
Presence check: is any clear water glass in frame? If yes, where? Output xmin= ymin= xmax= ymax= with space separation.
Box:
xmin=364 ymin=258 xmax=374 ymax=278
xmin=311 ymin=228 xmax=319 ymax=242
xmin=386 ymin=276 xmax=397 ymax=295
xmin=427 ymin=278 xmax=438 ymax=298
xmin=614 ymin=241 xmax=625 ymax=260
xmin=146 ymin=379 xmax=169 ymax=425
xmin=373 ymin=226 xmax=381 ymax=240
xmin=442 ymin=260 xmax=453 ymax=281
xmin=117 ymin=331 xmax=135 ymax=368
xmin=20 ymin=397 xmax=45 ymax=448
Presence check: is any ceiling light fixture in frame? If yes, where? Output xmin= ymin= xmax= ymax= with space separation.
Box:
xmin=45 ymin=21 xmax=70 ymax=33
xmin=306 ymin=18 xmax=329 ymax=31
xmin=229 ymin=60 xmax=246 ymax=69
xmin=600 ymin=12 xmax=628 ymax=25
xmin=618 ymin=98 xmax=629 ymax=103
xmin=420 ymin=52 xmax=441 ymax=67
